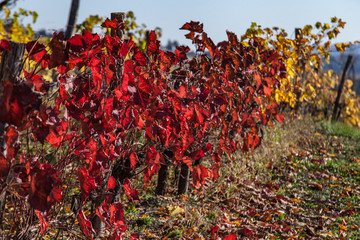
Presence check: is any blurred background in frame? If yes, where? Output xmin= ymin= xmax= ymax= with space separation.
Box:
xmin=2 ymin=0 xmax=360 ymax=92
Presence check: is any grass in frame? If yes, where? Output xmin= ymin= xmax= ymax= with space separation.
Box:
xmin=319 ymin=119 xmax=360 ymax=140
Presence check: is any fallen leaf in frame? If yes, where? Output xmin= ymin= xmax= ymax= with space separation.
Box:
xmin=167 ymin=206 xmax=185 ymax=217
xmin=309 ymin=182 xmax=323 ymax=191
xmin=339 ymin=224 xmax=347 ymax=231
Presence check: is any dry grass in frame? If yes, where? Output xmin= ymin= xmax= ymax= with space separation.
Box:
xmin=220 ymin=113 xmax=317 ymax=184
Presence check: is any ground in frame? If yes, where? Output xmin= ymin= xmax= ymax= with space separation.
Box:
xmin=123 ymin=114 xmax=360 ymax=239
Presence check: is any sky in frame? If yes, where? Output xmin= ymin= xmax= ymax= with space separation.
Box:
xmin=9 ymin=0 xmax=360 ymax=47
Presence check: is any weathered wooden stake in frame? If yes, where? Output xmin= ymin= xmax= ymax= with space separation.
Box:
xmin=65 ymin=0 xmax=80 ymax=40
xmin=0 ymin=40 xmax=25 ymax=227
xmin=294 ymin=28 xmax=305 ymax=111
xmin=332 ymin=55 xmax=353 ymax=122
xmin=0 ymin=41 xmax=25 ymax=155
xmin=0 ymin=41 xmax=25 ymax=84
xmin=177 ymin=163 xmax=190 ymax=195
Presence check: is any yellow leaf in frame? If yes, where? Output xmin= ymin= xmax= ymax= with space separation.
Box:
xmin=231 ymin=220 xmax=242 ymax=226
xmin=167 ymin=206 xmax=185 ymax=217
xmin=339 ymin=224 xmax=347 ymax=231
xmin=331 ymin=17 xmax=338 ymax=23
xmin=291 ymin=198 xmax=301 ymax=203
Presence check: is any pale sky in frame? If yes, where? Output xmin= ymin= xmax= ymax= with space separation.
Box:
xmin=11 ymin=0 xmax=360 ymax=46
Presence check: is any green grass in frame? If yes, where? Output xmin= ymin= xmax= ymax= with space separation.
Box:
xmin=319 ymin=120 xmax=360 ymax=140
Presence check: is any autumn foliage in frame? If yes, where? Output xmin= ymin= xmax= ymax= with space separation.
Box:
xmin=0 ymin=16 xmax=287 ymax=238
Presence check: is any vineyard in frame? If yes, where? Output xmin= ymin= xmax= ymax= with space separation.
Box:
xmin=1 ymin=7 xmax=360 ymax=239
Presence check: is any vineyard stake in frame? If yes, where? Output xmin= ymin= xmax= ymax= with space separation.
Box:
xmin=332 ymin=54 xmax=353 ymax=122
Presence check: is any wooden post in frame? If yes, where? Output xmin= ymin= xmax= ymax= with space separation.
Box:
xmin=65 ymin=0 xmax=80 ymax=40
xmin=0 ymin=41 xmax=25 ymax=84
xmin=155 ymin=150 xmax=173 ymax=195
xmin=295 ymin=28 xmax=302 ymax=40
xmin=294 ymin=28 xmax=306 ymax=111
xmin=0 ymin=40 xmax=25 ymax=227
xmin=155 ymin=163 xmax=168 ymax=195
xmin=0 ymin=41 xmax=25 ymax=152
xmin=177 ymin=163 xmax=190 ymax=195
xmin=111 ymin=12 xmax=125 ymax=40
xmin=332 ymin=55 xmax=353 ymax=122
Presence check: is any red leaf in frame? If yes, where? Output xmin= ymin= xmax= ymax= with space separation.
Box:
xmin=239 ymin=226 xmax=253 ymax=237
xmin=122 ymin=178 xmax=140 ymax=202
xmin=182 ymin=156 xmax=193 ymax=170
xmin=192 ymin=165 xmax=209 ymax=188
xmin=194 ymin=104 xmax=209 ymax=124
xmin=204 ymin=143 xmax=212 ymax=153
xmin=67 ymin=34 xmax=85 ymax=51
xmin=48 ymin=32 xmax=66 ymax=68
xmin=263 ymin=85 xmax=272 ymax=96
xmin=224 ymin=233 xmax=238 ymax=240
xmin=191 ymin=149 xmax=205 ymax=160
xmin=78 ymin=167 xmax=98 ymax=202
xmin=175 ymin=46 xmax=190 ymax=61
xmin=227 ymin=31 xmax=239 ymax=46
xmin=28 ymin=164 xmax=62 ymax=212
xmin=4 ymin=126 xmax=19 ymax=160
xmin=89 ymin=149 xmax=109 ymax=176
xmin=96 ymin=200 xmax=110 ymax=224
xmin=180 ymin=21 xmax=204 ymax=33
xmin=149 ymin=30 xmax=157 ymax=41
xmin=26 ymin=41 xmax=48 ymax=65
xmin=211 ymin=164 xmax=220 ymax=181
xmin=121 ymin=73 xmax=134 ymax=93
xmin=0 ymin=81 xmax=22 ymax=126
xmin=134 ymin=52 xmax=146 ymax=66
xmin=130 ymin=151 xmax=138 ymax=170
xmin=182 ymin=130 xmax=194 ymax=150
xmin=0 ymin=81 xmax=41 ymax=126
xmin=23 ymin=71 xmax=49 ymax=93
xmin=35 ymin=210 xmax=49 ymax=235
xmin=147 ymin=31 xmax=160 ymax=55
xmin=110 ymin=202 xmax=127 ymax=234
xmin=130 ymin=233 xmax=140 ymax=240
xmin=0 ymin=39 xmax=11 ymax=52
xmin=105 ymin=64 xmax=114 ymax=85
xmin=209 ymin=225 xmax=219 ymax=239
xmin=78 ymin=210 xmax=94 ymax=239
xmin=254 ymin=73 xmax=262 ymax=88
xmin=45 ymin=128 xmax=62 ymax=147
xmin=175 ymin=85 xmax=187 ymax=98
xmin=144 ymin=147 xmax=161 ymax=184
xmin=107 ymin=176 xmax=116 ymax=191
xmin=202 ymin=32 xmax=217 ymax=56
xmin=0 ymin=155 xmax=9 ymax=180
xmin=124 ymin=60 xmax=134 ymax=73
xmin=275 ymin=113 xmax=285 ymax=123
xmin=101 ymin=18 xmax=117 ymax=29
xmin=244 ymin=132 xmax=261 ymax=152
